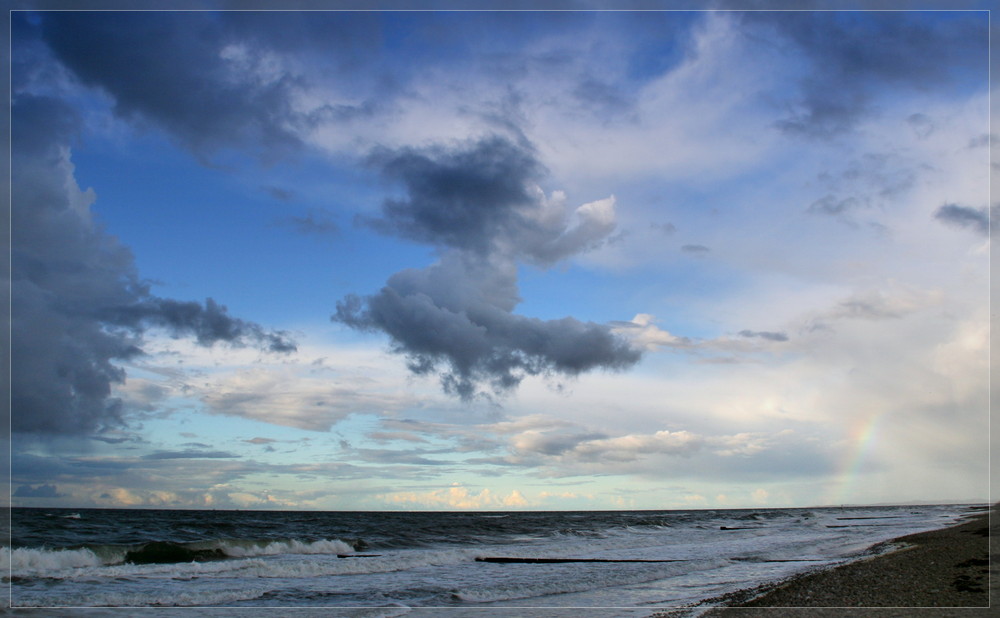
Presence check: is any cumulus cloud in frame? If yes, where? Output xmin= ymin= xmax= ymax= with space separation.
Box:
xmin=335 ymin=135 xmax=641 ymax=400
xmin=10 ymin=92 xmax=293 ymax=436
xmin=362 ymin=136 xmax=619 ymax=266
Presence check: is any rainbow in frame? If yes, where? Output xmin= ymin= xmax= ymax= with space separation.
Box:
xmin=824 ymin=411 xmax=887 ymax=506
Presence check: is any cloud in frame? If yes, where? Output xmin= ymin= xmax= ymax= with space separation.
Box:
xmin=362 ymin=136 xmax=619 ymax=266
xmin=10 ymin=449 xmax=391 ymax=509
xmin=10 ymin=92 xmax=293 ymax=436
xmin=273 ymin=210 xmax=340 ymax=239
xmin=808 ymin=194 xmax=862 ymax=216
xmin=362 ymin=136 xmax=546 ymax=256
xmin=738 ymin=330 xmax=789 ymax=342
xmin=650 ymin=222 xmax=676 ymax=235
xmin=681 ymin=244 xmax=710 ymax=254
xmin=100 ymin=298 xmax=296 ymax=352
xmin=469 ymin=416 xmax=811 ymax=480
xmin=613 ymin=315 xmax=789 ymax=357
xmin=933 ymin=203 xmax=990 ymax=236
xmin=200 ymin=368 xmax=372 ymax=432
xmin=142 ymin=450 xmax=240 ymax=460
xmin=336 ymin=135 xmax=641 ymax=400
xmin=826 ymin=287 xmax=933 ymax=322
xmin=906 ymin=112 xmax=935 ymax=139
xmin=381 ymin=483 xmax=529 ymax=509
xmin=336 ymin=253 xmax=640 ymax=400
xmin=748 ymin=12 xmax=989 ymax=137
xmin=13 ymin=484 xmax=65 ymax=499
xmin=346 ymin=448 xmax=452 ymax=467
xmin=37 ymin=11 xmax=315 ymax=160
xmin=611 ymin=314 xmax=691 ymax=351
xmin=561 ymin=430 xmax=703 ymax=463
xmin=261 ymin=185 xmax=296 ymax=201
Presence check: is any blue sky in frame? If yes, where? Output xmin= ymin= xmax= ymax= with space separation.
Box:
xmin=8 ymin=7 xmax=992 ymax=510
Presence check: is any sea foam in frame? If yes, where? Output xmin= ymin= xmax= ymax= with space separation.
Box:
xmin=3 ymin=546 xmax=105 ymax=574
xmin=220 ymin=538 xmax=354 ymax=557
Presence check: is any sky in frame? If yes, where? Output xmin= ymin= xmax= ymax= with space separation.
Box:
xmin=6 ymin=6 xmax=993 ymax=511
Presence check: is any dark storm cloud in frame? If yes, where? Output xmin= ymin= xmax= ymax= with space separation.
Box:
xmin=362 ymin=136 xmax=546 ymax=257
xmin=337 ymin=136 xmax=640 ymax=400
xmin=101 ymin=298 xmax=296 ymax=352
xmin=738 ymin=330 xmax=789 ymax=342
xmin=743 ymin=11 xmax=988 ymax=137
xmin=335 ymin=254 xmax=640 ymax=400
xmin=36 ymin=11 xmax=313 ymax=159
xmin=13 ymin=484 xmax=65 ymax=499
xmin=10 ymin=92 xmax=294 ymax=436
xmin=933 ymin=203 xmax=991 ymax=236
xmin=363 ymin=136 xmax=619 ymax=266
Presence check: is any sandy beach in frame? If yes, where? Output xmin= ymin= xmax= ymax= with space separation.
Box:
xmin=674 ymin=505 xmax=994 ymax=617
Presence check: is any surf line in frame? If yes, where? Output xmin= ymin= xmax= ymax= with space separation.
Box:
xmin=475 ymin=557 xmax=688 ymax=564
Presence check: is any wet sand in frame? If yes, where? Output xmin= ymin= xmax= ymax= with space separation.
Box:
xmin=673 ymin=506 xmax=994 ymax=617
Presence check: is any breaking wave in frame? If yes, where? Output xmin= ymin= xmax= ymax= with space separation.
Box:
xmin=3 ymin=537 xmax=356 ymax=576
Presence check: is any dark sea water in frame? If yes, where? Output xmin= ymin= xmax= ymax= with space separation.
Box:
xmin=3 ymin=504 xmax=982 ymax=616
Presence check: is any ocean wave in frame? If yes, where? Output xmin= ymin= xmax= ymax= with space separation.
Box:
xmin=2 ymin=546 xmax=105 ymax=574
xmin=3 ymin=537 xmax=357 ymax=575
xmin=219 ymin=538 xmax=354 ymax=558
xmin=6 ymin=545 xmax=489 ymax=586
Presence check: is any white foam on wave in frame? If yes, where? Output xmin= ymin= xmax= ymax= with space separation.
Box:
xmin=8 ymin=545 xmax=483 ymax=583
xmin=2 ymin=537 xmax=355 ymax=577
xmin=220 ymin=538 xmax=354 ymax=557
xmin=3 ymin=546 xmax=105 ymax=574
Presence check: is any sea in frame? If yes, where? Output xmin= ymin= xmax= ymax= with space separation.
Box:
xmin=3 ymin=503 xmax=984 ymax=616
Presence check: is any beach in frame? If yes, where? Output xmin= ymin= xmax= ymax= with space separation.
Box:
xmin=682 ymin=506 xmax=994 ymax=617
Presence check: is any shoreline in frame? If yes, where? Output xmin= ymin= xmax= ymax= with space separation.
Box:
xmin=661 ymin=506 xmax=994 ymax=616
